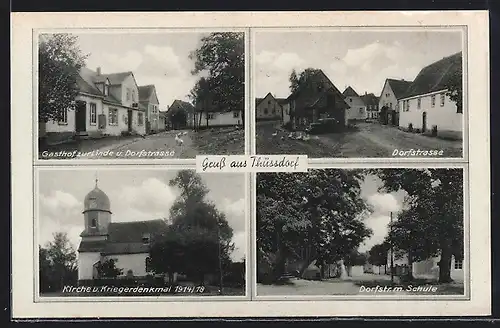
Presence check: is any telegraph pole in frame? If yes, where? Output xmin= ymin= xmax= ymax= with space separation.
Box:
xmin=216 ymin=216 xmax=223 ymax=295
xmin=390 ymin=211 xmax=394 ymax=284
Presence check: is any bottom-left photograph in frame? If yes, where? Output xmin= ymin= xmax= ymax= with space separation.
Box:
xmin=35 ymin=168 xmax=247 ymax=298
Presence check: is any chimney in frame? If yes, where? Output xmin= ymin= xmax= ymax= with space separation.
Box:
xmin=96 ymin=67 xmax=101 ymax=76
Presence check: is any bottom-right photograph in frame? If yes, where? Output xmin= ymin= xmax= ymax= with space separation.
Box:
xmin=256 ymin=168 xmax=466 ymax=297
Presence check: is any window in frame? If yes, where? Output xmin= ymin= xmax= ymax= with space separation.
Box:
xmin=104 ymin=85 xmax=109 ymax=96
xmin=389 ymin=102 xmax=393 ymax=109
xmin=145 ymin=257 xmax=152 ymax=272
xmin=142 ymin=233 xmax=150 ymax=244
xmin=268 ymin=100 xmax=271 ymax=105
xmin=431 ymin=95 xmax=436 ymax=107
xmin=89 ymin=103 xmax=97 ymax=125
xmin=207 ymin=113 xmax=215 ymax=120
xmin=126 ymin=88 xmax=131 ymax=101
xmin=349 ymin=98 xmax=352 ymax=103
xmin=58 ymin=108 xmax=68 ymax=124
xmin=264 ymin=108 xmax=268 ymax=115
xmin=359 ymin=108 xmax=363 ymax=113
xmin=109 ymin=108 xmax=118 ymax=125
xmin=138 ymin=112 xmax=144 ymax=126
xmin=406 ymin=100 xmax=410 ymax=111
xmin=132 ymin=90 xmax=136 ymax=102
xmin=454 ymin=259 xmax=463 ymax=270
xmin=386 ymin=93 xmax=390 ymax=97
xmin=90 ymin=219 xmax=97 ymax=228
xmin=417 ymin=98 xmax=421 ymax=109
xmin=233 ymin=111 xmax=239 ymax=118
xmin=440 ymin=93 xmax=445 ymax=107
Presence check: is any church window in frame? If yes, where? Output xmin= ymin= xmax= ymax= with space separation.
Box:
xmin=146 ymin=257 xmax=152 ymax=272
xmin=90 ymin=218 xmax=97 ymax=228
xmin=454 ymin=259 xmax=463 ymax=270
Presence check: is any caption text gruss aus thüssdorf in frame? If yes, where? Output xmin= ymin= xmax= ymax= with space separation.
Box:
xmin=197 ymin=155 xmax=308 ymax=173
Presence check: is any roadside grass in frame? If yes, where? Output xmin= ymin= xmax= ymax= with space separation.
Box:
xmin=192 ymin=126 xmax=245 ymax=155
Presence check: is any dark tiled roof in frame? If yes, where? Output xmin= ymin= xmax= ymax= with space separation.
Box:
xmin=360 ymin=93 xmax=379 ymax=106
xmin=386 ymin=79 xmax=413 ymax=99
xmin=78 ymin=219 xmax=169 ymax=255
xmin=78 ymin=67 xmax=126 ymax=105
xmin=100 ymin=71 xmax=134 ymax=85
xmin=255 ymin=98 xmax=264 ymax=108
xmin=167 ymin=99 xmax=196 ymax=117
xmin=276 ymin=98 xmax=288 ymax=105
xmin=401 ymin=52 xmax=462 ymax=99
xmin=343 ymin=86 xmax=359 ymax=97
xmin=138 ymin=85 xmax=155 ymax=102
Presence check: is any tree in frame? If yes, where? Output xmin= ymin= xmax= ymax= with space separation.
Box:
xmin=39 ymin=232 xmax=78 ymax=293
xmin=257 ymin=170 xmax=372 ymax=282
xmin=289 ymin=69 xmax=299 ymax=94
xmin=368 ymin=242 xmax=390 ymax=267
xmin=444 ymin=65 xmax=463 ymax=113
xmin=150 ymin=170 xmax=234 ymax=287
xmin=376 ymin=169 xmax=464 ymax=283
xmin=189 ymin=33 xmax=244 ymax=125
xmin=96 ymin=258 xmax=123 ymax=278
xmin=38 ymin=33 xmax=88 ymax=123
xmin=288 ymin=68 xmax=324 ymax=94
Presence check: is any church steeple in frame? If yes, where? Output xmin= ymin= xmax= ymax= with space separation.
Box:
xmin=82 ymin=176 xmax=112 ymax=236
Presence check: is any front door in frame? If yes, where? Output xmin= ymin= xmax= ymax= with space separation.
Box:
xmin=422 ymin=112 xmax=427 ymax=133
xmin=127 ymin=110 xmax=133 ymax=132
xmin=75 ymin=101 xmax=87 ymax=132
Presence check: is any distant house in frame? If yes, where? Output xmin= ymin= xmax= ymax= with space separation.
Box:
xmin=41 ymin=67 xmax=146 ymax=144
xmin=166 ymin=100 xmax=196 ymax=130
xmin=398 ymin=52 xmax=463 ymax=140
xmin=158 ymin=111 xmax=167 ymax=131
xmin=361 ymin=92 xmax=379 ymax=120
xmin=138 ymin=85 xmax=160 ymax=134
xmin=386 ymin=249 xmax=464 ymax=283
xmin=194 ymin=95 xmax=243 ymax=128
xmin=378 ymin=78 xmax=413 ymax=126
xmin=255 ymin=92 xmax=283 ymax=121
xmin=286 ymin=70 xmax=350 ymax=130
xmin=343 ymin=86 xmax=367 ymax=121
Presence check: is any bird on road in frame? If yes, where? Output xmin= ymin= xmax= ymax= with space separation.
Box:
xmin=175 ymin=133 xmax=184 ymax=146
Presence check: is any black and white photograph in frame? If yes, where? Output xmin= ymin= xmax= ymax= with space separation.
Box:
xmin=254 ymin=29 xmax=464 ymax=158
xmin=256 ymin=168 xmax=465 ymax=296
xmin=37 ymin=169 xmax=246 ymax=297
xmin=37 ymin=31 xmax=245 ymax=160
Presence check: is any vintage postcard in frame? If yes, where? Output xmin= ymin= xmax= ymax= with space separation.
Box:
xmin=253 ymin=28 xmax=466 ymax=160
xmin=11 ymin=11 xmax=490 ymax=319
xmin=36 ymin=29 xmax=248 ymax=162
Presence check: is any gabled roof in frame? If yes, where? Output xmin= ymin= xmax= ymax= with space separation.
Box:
xmin=255 ymin=92 xmax=283 ymax=109
xmin=386 ymin=79 xmax=413 ymax=99
xmin=276 ymin=98 xmax=288 ymax=105
xmin=401 ymin=52 xmax=462 ymax=99
xmin=360 ymin=93 xmax=379 ymax=106
xmin=138 ymin=85 xmax=155 ymax=102
xmin=78 ymin=67 xmax=122 ymax=105
xmin=78 ymin=219 xmax=169 ymax=255
xmin=167 ymin=99 xmax=196 ymax=117
xmin=343 ymin=86 xmax=359 ymax=97
xmin=99 ymin=71 xmax=134 ymax=85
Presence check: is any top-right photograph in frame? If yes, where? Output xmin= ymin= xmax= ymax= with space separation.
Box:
xmin=254 ymin=29 xmax=465 ymax=159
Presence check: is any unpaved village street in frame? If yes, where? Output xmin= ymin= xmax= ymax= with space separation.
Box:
xmin=256 ymin=121 xmax=463 ymax=158
xmin=39 ymin=127 xmax=245 ymax=160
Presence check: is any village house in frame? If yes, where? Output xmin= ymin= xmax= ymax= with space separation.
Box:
xmin=285 ymin=70 xmax=350 ymax=130
xmin=41 ymin=67 xmax=147 ymax=143
xmin=386 ymin=249 xmax=464 ymax=283
xmin=194 ymin=96 xmax=243 ymax=128
xmin=158 ymin=111 xmax=167 ymax=132
xmin=255 ymin=92 xmax=283 ymax=121
xmin=378 ymin=78 xmax=413 ymax=126
xmin=361 ymin=92 xmax=379 ymax=121
xmin=138 ymin=85 xmax=160 ymax=134
xmin=398 ymin=52 xmax=463 ymax=140
xmin=166 ymin=100 xmax=196 ymax=130
xmin=343 ymin=86 xmax=367 ymax=121
xmin=77 ymin=180 xmax=174 ymax=284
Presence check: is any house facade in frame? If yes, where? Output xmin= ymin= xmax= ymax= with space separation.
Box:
xmin=378 ymin=78 xmax=413 ymax=126
xmin=194 ymin=110 xmax=242 ymax=128
xmin=78 ymin=181 xmax=172 ymax=284
xmin=42 ymin=67 xmax=147 ymax=143
xmin=138 ymin=85 xmax=160 ymax=134
xmin=387 ymin=249 xmax=464 ymax=282
xmin=166 ymin=100 xmax=196 ymax=129
xmin=287 ymin=70 xmax=350 ymax=130
xmin=255 ymin=92 xmax=283 ymax=121
xmin=158 ymin=111 xmax=167 ymax=131
xmin=361 ymin=93 xmax=380 ymax=120
xmin=343 ymin=86 xmax=367 ymax=121
xmin=398 ymin=52 xmax=463 ymax=140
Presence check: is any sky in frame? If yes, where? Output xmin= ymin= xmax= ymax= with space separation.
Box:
xmin=254 ymin=29 xmax=463 ymax=98
xmin=38 ymin=169 xmax=246 ymax=262
xmin=72 ymin=32 xmax=210 ymax=110
xmin=357 ymin=173 xmax=407 ymax=253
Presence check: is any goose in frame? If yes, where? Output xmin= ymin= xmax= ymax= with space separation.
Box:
xmin=272 ymin=131 xmax=278 ymax=137
xmin=175 ymin=133 xmax=184 ymax=146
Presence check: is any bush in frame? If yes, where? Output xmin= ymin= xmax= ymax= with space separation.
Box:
xmin=408 ymin=123 xmax=413 ymax=132
xmin=283 ymin=121 xmax=293 ymax=131
xmin=121 ymin=131 xmax=131 ymax=137
xmin=415 ymin=128 xmax=421 ymax=133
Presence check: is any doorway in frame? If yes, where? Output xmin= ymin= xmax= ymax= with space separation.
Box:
xmin=127 ymin=110 xmax=133 ymax=132
xmin=422 ymin=112 xmax=427 ymax=133
xmin=75 ymin=101 xmax=87 ymax=132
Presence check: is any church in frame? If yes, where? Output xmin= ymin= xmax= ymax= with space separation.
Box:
xmin=77 ymin=179 xmax=169 ymax=284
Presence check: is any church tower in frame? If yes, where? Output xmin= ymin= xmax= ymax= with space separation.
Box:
xmin=81 ymin=177 xmax=112 ymax=238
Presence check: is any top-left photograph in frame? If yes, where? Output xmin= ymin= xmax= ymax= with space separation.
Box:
xmin=37 ymin=31 xmax=246 ymax=160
